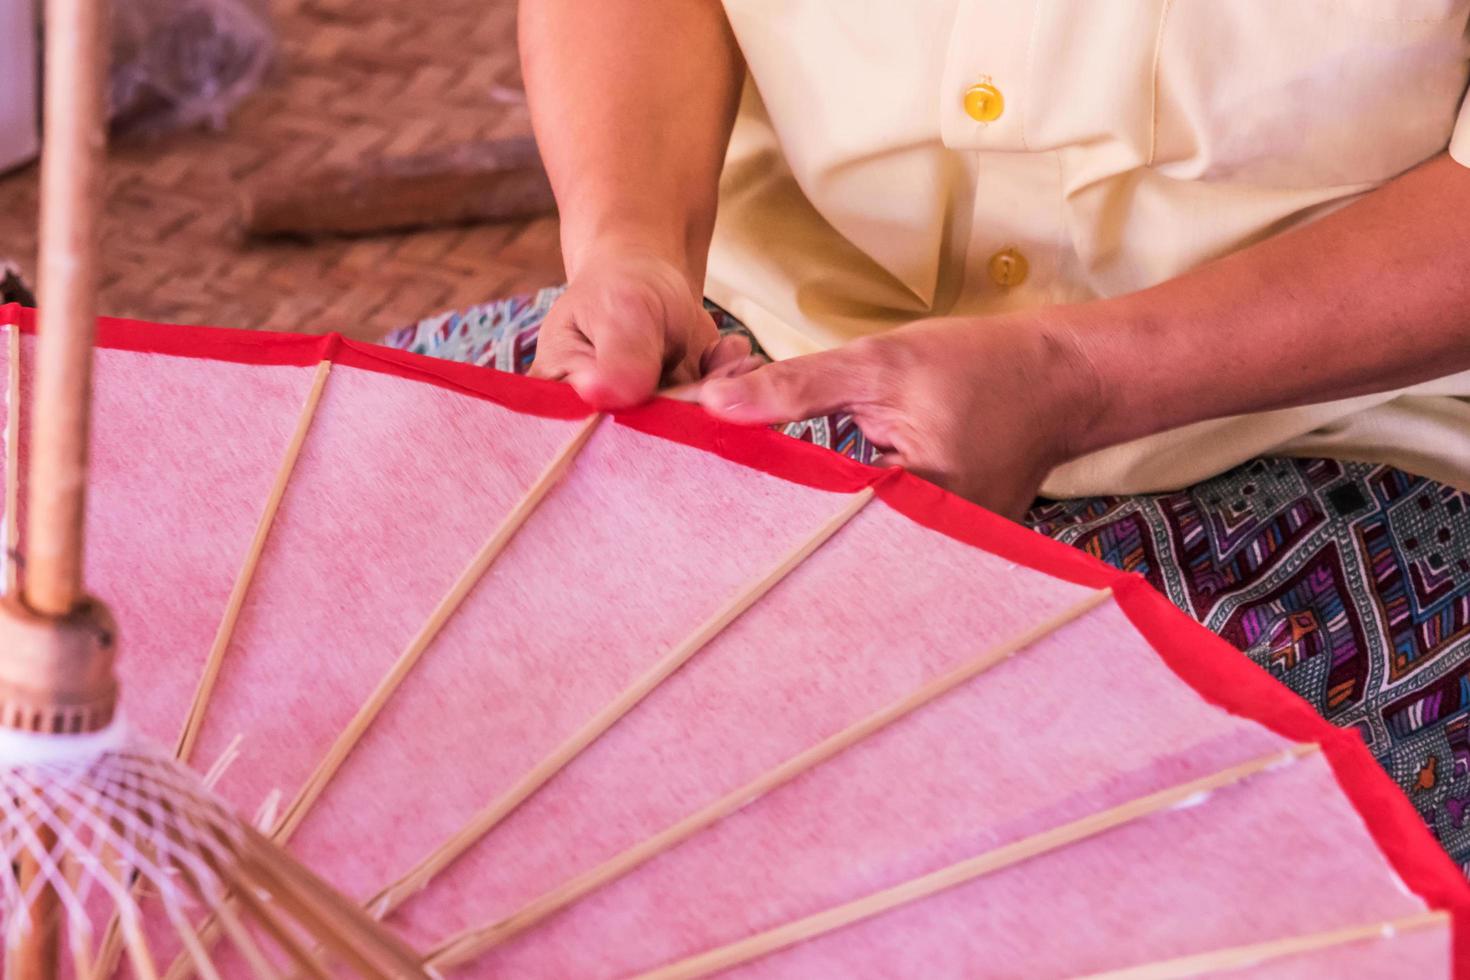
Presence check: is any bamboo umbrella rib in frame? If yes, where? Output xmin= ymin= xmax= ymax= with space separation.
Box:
xmin=5 ymin=319 xmax=20 ymax=596
xmin=119 ymin=915 xmax=161 ymax=980
xmin=176 ymin=358 xmax=333 ymax=764
xmin=66 ymin=906 xmax=94 ymax=980
xmin=83 ymin=845 xmax=128 ymax=979
xmin=87 ymin=908 xmax=126 ymax=980
xmin=176 ymin=846 xmax=429 ymax=980
xmin=208 ymin=894 xmax=277 ymax=980
xmin=70 ymin=937 xmax=94 ymax=980
xmin=157 ymin=858 xmax=324 ymax=980
xmin=1073 ymin=909 xmax=1450 ymax=980
xmin=233 ymin=828 xmax=426 ymax=978
xmin=367 ymin=485 xmax=877 ymax=918
xmin=631 ymin=743 xmax=1322 ymax=980
xmin=425 ymin=585 xmax=1116 ymax=970
xmin=94 ymin=359 xmax=335 ymax=980
xmin=166 ymin=850 xmax=277 ymax=980
xmin=108 ymin=833 xmax=164 ymax=980
xmin=269 ymin=411 xmax=605 ymax=844
xmin=59 ymin=853 xmax=94 ymax=980
xmin=221 ymin=871 xmax=333 ymax=980
xmin=168 ymin=914 xmax=223 ymax=980
xmin=160 ymin=413 xmax=604 ymax=980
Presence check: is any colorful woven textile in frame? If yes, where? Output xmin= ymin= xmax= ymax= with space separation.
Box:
xmin=386 ymin=290 xmax=1470 ymax=874
xmin=383 ymin=286 xmax=876 ymax=463
xmin=1030 ymin=464 xmax=1470 ymax=874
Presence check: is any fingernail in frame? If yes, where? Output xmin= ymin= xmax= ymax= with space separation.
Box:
xmin=731 ymin=355 xmax=766 ymax=377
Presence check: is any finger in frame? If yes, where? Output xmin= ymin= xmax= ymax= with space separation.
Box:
xmin=565 ymin=321 xmax=664 ymax=410
xmin=699 ymin=349 xmax=866 ymax=425
xmin=700 ymin=332 xmax=753 ymax=375
xmin=528 ymin=308 xmax=590 ymax=381
xmin=718 ymin=354 xmax=768 ymax=378
xmin=662 ymin=336 xmax=711 ymax=388
xmin=700 ymin=354 xmax=767 ymax=384
xmin=530 ymin=347 xmax=584 ymax=383
xmin=662 ymin=380 xmax=701 ymax=402
xmin=662 ymin=354 xmax=768 ymax=402
xmin=663 ymin=357 xmax=702 ymax=389
xmin=658 ymin=311 xmax=724 ymax=388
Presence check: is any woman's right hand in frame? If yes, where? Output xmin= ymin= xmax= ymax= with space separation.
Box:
xmin=529 ymin=246 xmax=754 ymax=410
xmin=520 ymin=0 xmax=746 ymax=407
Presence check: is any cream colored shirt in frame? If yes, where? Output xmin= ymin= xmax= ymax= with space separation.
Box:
xmin=705 ymin=0 xmax=1470 ymax=497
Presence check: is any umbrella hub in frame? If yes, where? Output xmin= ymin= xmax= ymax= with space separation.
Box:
xmin=0 ymin=594 xmax=117 ymax=734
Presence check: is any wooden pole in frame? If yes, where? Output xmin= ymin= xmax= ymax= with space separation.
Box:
xmin=25 ymin=0 xmax=109 ymax=617
xmin=9 ymin=1 xmax=109 ymax=976
xmin=10 ymin=826 xmax=61 ymax=980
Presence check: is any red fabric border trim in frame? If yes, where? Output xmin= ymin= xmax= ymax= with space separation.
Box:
xmin=2 ymin=303 xmax=328 ymax=366
xmin=8 ymin=303 xmax=1468 ymax=970
xmin=0 ymin=304 xmax=592 ymax=420
xmin=1113 ymin=574 xmax=1470 ymax=968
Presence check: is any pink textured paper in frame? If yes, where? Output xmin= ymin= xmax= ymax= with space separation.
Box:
xmin=182 ymin=364 xmax=583 ymax=820
xmin=481 ymin=753 xmax=1430 ymax=978
xmin=3 ymin=333 xmax=317 ymax=742
xmin=287 ymin=422 xmax=849 ymax=899
xmin=3 ymin=334 xmax=322 ymax=978
xmin=385 ymin=505 xmax=1271 ymax=955
xmin=0 ymin=322 xmax=1452 ymax=977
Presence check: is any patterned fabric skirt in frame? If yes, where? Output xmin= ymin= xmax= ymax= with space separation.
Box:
xmin=386 ymin=286 xmax=1470 ymax=874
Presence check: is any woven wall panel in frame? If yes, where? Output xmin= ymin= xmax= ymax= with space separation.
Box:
xmin=0 ymin=0 xmax=563 ymax=340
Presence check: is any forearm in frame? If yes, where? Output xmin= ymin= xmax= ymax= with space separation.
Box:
xmin=1066 ymin=152 xmax=1470 ymax=456
xmin=519 ymin=0 xmax=744 ymax=285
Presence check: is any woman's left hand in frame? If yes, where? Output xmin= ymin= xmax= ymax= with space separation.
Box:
xmin=695 ymin=314 xmax=1105 ymax=520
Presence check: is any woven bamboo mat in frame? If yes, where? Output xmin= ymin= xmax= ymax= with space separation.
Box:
xmin=0 ymin=0 xmax=563 ymax=341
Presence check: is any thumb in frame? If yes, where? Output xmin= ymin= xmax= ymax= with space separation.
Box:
xmin=564 ymin=321 xmax=664 ymax=410
xmin=700 ymin=331 xmax=754 ymax=375
xmin=699 ymin=349 xmax=862 ymax=425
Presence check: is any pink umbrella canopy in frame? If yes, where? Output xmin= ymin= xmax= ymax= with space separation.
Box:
xmin=1 ymin=302 xmax=1466 ymax=977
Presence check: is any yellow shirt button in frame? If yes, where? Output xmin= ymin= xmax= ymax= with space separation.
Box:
xmin=988 ymin=247 xmax=1028 ymax=287
xmin=963 ymin=82 xmax=1004 ymax=122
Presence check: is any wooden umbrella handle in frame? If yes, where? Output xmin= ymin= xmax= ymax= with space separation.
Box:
xmin=25 ymin=0 xmax=109 ymax=617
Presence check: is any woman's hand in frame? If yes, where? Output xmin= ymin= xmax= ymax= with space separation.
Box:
xmin=529 ymin=247 xmax=752 ymax=409
xmin=706 ymin=155 xmax=1470 ymax=518
xmin=521 ymin=0 xmax=744 ymax=408
xmin=696 ymin=314 xmax=1104 ymax=519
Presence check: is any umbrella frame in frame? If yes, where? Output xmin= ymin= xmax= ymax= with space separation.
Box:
xmin=3 ymin=303 xmax=1468 ymax=975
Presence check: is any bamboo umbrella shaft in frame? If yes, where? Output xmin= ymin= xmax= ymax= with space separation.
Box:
xmin=6 ymin=320 xmax=21 ymax=596
xmin=12 ymin=1 xmax=108 ymax=976
xmin=26 ymin=0 xmax=109 ymax=617
xmin=11 ymin=826 xmax=61 ymax=980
